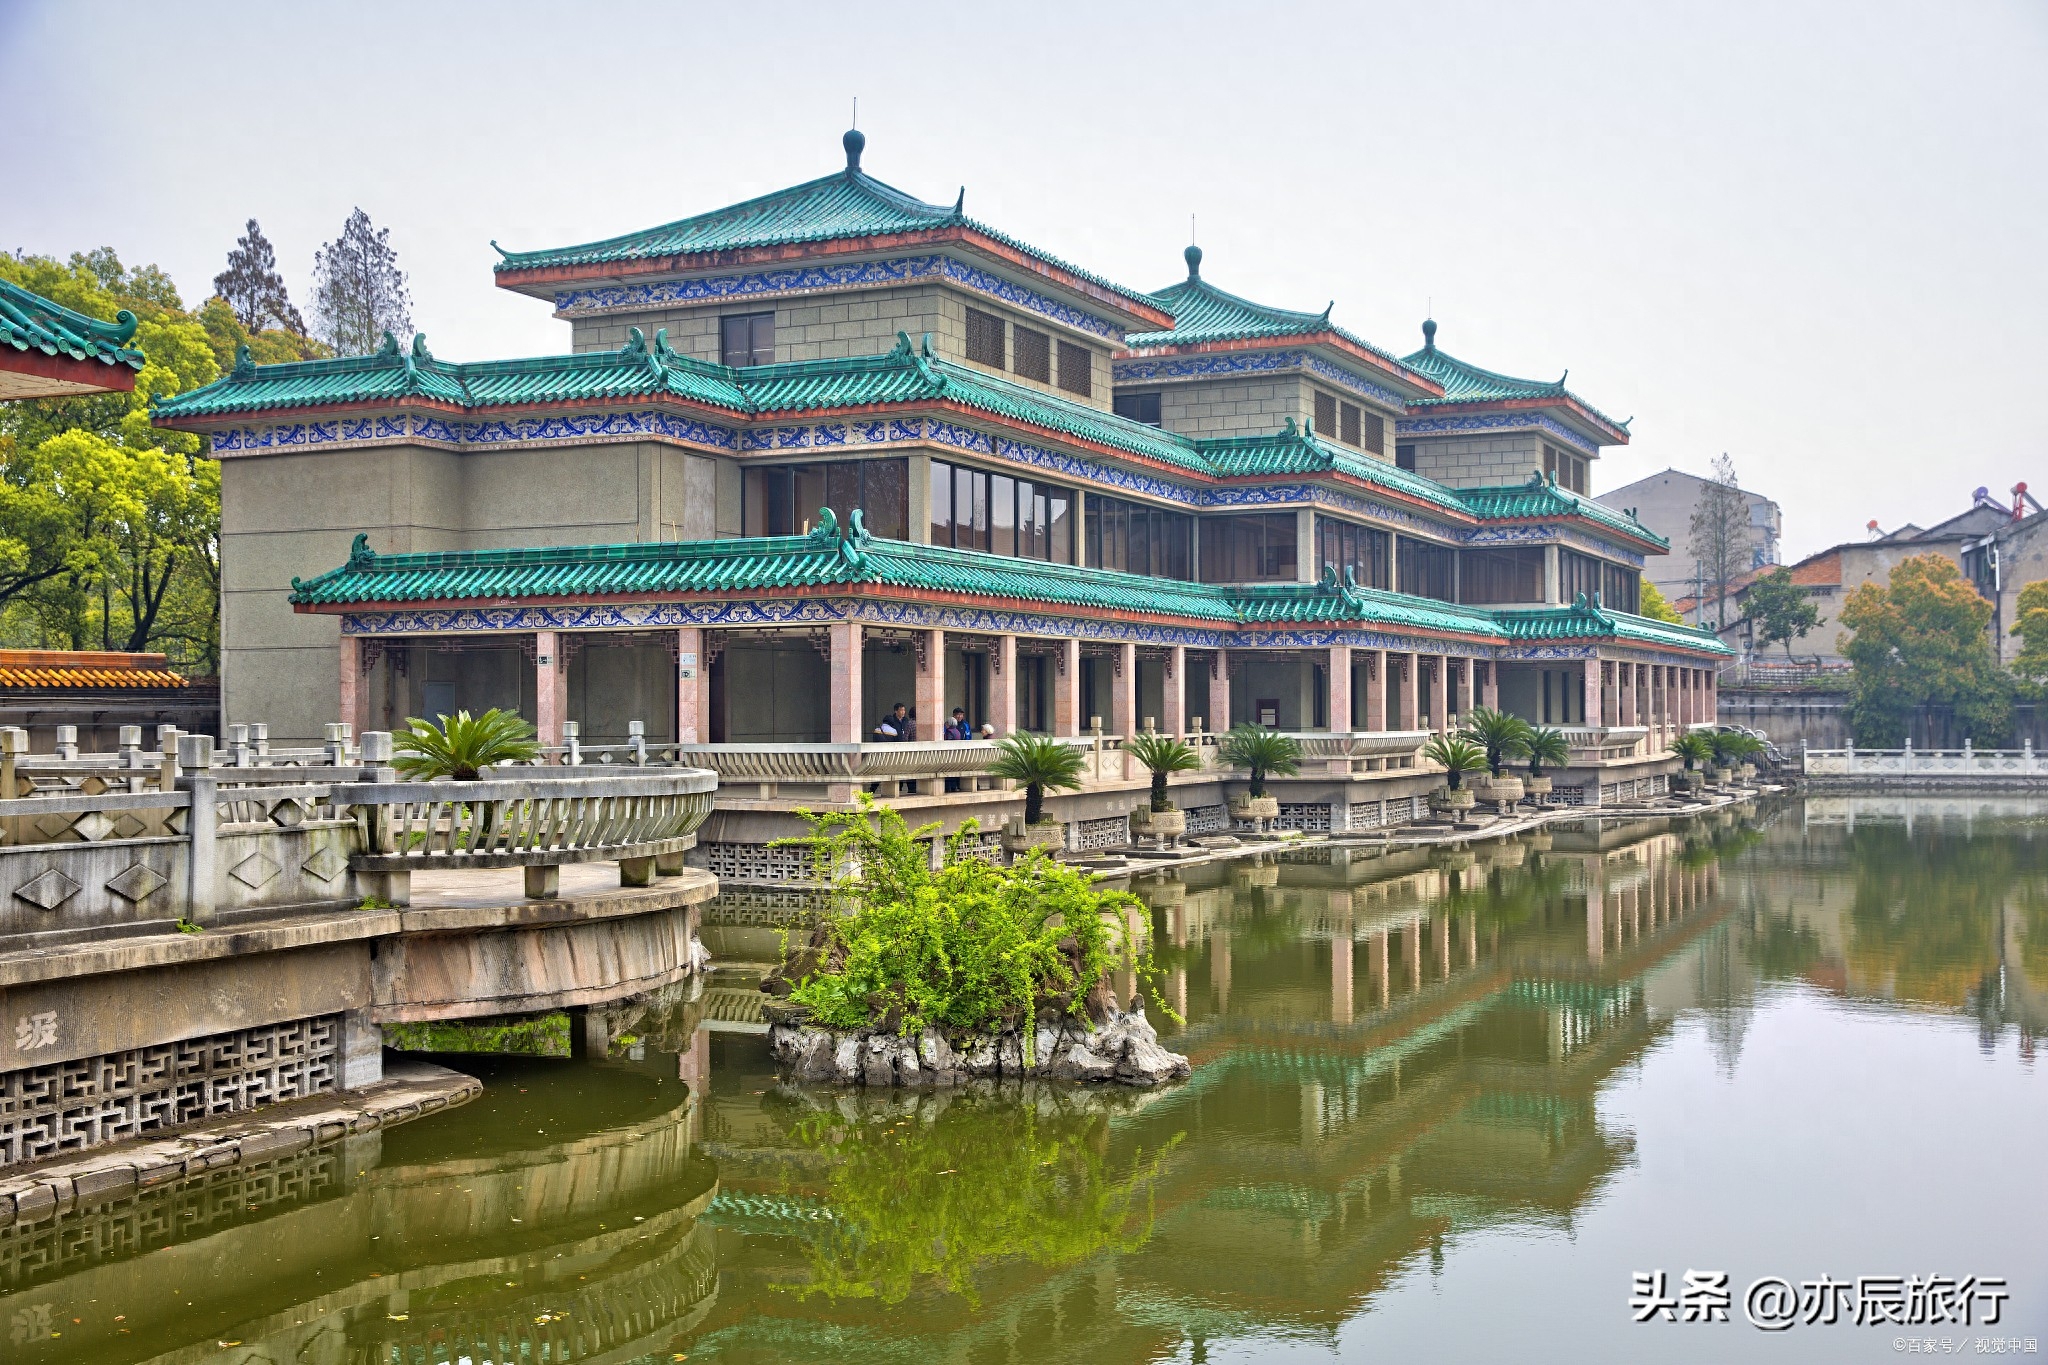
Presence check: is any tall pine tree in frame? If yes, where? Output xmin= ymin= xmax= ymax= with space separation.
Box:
xmin=310 ymin=208 xmax=412 ymax=355
xmin=212 ymin=219 xmax=304 ymax=333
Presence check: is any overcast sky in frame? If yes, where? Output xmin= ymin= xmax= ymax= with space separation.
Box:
xmin=4 ymin=0 xmax=2043 ymax=560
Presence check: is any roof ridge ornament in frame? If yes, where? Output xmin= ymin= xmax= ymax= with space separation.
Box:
xmin=1184 ymin=243 xmax=1203 ymax=281
xmin=412 ymin=333 xmax=433 ymax=363
xmin=349 ymin=533 xmax=374 ymax=568
xmin=376 ymin=331 xmax=401 ymax=360
xmin=231 ymin=344 xmax=255 ymax=381
xmin=806 ymin=506 xmax=841 ymax=546
xmin=843 ymin=127 xmax=866 ymax=174
xmin=489 ymin=239 xmax=509 ymax=260
xmin=1421 ymin=317 xmax=1437 ymax=352
xmin=952 ymin=187 xmax=965 ymax=218
xmin=619 ymin=326 xmax=649 ymax=361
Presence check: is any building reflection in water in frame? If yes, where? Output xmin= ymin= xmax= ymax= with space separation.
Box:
xmin=4 ymin=796 xmax=2040 ymax=1364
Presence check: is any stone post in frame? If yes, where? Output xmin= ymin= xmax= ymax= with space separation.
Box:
xmin=992 ymin=633 xmax=1019 ymax=737
xmin=1396 ymin=654 xmax=1420 ymax=730
xmin=1430 ymin=655 xmax=1449 ymax=734
xmin=1364 ymin=650 xmax=1387 ymax=732
xmin=1053 ymin=637 xmax=1082 ymax=737
xmin=1620 ymin=662 xmax=1637 ymax=726
xmin=535 ymin=631 xmax=565 ymax=756
xmin=1583 ymin=657 xmax=1603 ymax=727
xmin=827 ymin=621 xmax=866 ymax=747
xmin=1207 ymin=650 xmax=1232 ymax=734
xmin=676 ymin=626 xmax=707 ymax=744
xmin=915 ymin=628 xmax=945 ymax=745
xmin=1164 ymin=644 xmax=1187 ymax=737
xmin=1327 ymin=646 xmax=1352 ymax=733
xmin=1481 ymin=659 xmax=1499 ymax=711
xmin=179 ymin=733 xmax=217 ymax=925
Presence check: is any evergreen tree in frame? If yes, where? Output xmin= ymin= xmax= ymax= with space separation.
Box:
xmin=212 ymin=219 xmax=304 ymax=333
xmin=310 ymin=208 xmax=412 ymax=355
xmin=1741 ymin=566 xmax=1823 ymax=659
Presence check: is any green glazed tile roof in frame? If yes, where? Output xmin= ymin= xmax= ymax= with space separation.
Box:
xmin=1124 ymin=250 xmax=1426 ymax=389
xmin=1400 ymin=319 xmax=1626 ymax=435
xmin=1452 ymin=477 xmax=1667 ymax=549
xmin=1492 ymin=597 xmax=1731 ymax=653
xmin=0 ymin=277 xmax=145 ymax=374
xmin=1197 ymin=425 xmax=1470 ymax=514
xmin=493 ymin=136 xmax=1159 ymax=314
xmin=289 ymin=529 xmax=1730 ymax=654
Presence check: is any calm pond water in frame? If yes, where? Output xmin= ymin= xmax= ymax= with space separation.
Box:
xmin=5 ymin=796 xmax=2043 ymax=1364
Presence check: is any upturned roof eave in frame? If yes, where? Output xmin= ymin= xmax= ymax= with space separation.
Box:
xmin=495 ymin=224 xmax=1175 ymax=332
xmin=1406 ymin=394 xmax=1630 ymax=447
xmin=1 ymin=346 xmax=142 ymax=397
xmin=1113 ymin=332 xmax=1445 ymax=399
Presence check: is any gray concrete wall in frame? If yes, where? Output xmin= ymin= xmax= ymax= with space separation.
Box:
xmin=1153 ymin=373 xmax=1312 ymax=441
xmin=1407 ymin=432 xmax=1547 ymax=489
xmin=1596 ymin=470 xmax=1780 ymax=591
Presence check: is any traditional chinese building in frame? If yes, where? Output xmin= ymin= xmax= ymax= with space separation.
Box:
xmin=153 ymin=130 xmax=1728 ymax=848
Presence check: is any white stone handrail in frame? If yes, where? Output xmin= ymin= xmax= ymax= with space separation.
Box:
xmin=1804 ymin=742 xmax=2044 ymax=777
xmin=347 ymin=767 xmax=719 ymax=870
xmin=1283 ymin=730 xmax=1434 ymax=759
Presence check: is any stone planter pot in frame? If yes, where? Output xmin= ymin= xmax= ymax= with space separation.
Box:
xmin=1430 ymin=786 xmax=1477 ymax=813
xmin=1130 ymin=807 xmax=1187 ymax=840
xmin=1434 ymin=849 xmax=1477 ymax=873
xmin=1233 ymin=861 xmax=1280 ymax=888
xmin=1737 ymin=763 xmax=1757 ymax=782
xmin=1231 ymin=795 xmax=1280 ymax=821
xmin=1470 ymin=774 xmax=1525 ymax=805
xmin=1524 ymin=775 xmax=1553 ymax=798
xmin=1670 ymin=771 xmax=1698 ymax=792
xmin=1003 ymin=821 xmax=1066 ymax=855
xmin=1702 ymin=767 xmax=1727 ymax=785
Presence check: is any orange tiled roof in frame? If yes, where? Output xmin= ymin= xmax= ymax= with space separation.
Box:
xmin=1786 ymin=549 xmax=1842 ymax=588
xmin=0 ymin=649 xmax=188 ymax=690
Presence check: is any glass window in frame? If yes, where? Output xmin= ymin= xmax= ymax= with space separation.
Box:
xmin=1086 ymin=494 xmax=1193 ymax=580
xmin=1458 ymin=546 xmax=1544 ymax=604
xmin=1395 ymin=443 xmax=1417 ymax=472
xmin=1048 ymin=492 xmax=1073 ymax=564
xmin=1314 ymin=515 xmax=1390 ymax=589
xmin=1339 ymin=402 xmax=1361 ymax=446
xmin=720 ymin=312 xmax=774 ymax=366
xmin=1113 ymin=391 xmax=1162 ymax=425
xmin=861 ymin=459 xmax=908 ymax=539
xmin=928 ymin=459 xmax=953 ymax=546
xmin=1397 ymin=536 xmax=1456 ymax=601
xmin=1559 ymin=549 xmax=1603 ymax=604
xmin=1199 ymin=514 xmax=1297 ymax=584
xmin=1314 ymin=391 xmax=1337 ymax=438
xmin=793 ymin=466 xmax=828 ymax=534
xmin=1018 ymin=480 xmax=1039 ymax=558
xmin=991 ymin=473 xmax=1016 ymax=556
xmin=1363 ymin=411 xmax=1385 ymax=455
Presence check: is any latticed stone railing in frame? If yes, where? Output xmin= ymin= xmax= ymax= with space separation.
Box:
xmin=1804 ymin=741 xmax=2048 ymax=780
xmin=1559 ymin=725 xmax=1652 ymax=761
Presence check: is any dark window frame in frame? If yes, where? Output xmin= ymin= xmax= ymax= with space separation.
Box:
xmin=1113 ymin=391 xmax=1163 ymax=426
xmin=1056 ymin=340 xmax=1092 ymax=397
xmin=965 ymin=307 xmax=1006 ymax=368
xmin=1012 ymin=324 xmax=1051 ymax=383
xmin=719 ymin=311 xmax=775 ymax=367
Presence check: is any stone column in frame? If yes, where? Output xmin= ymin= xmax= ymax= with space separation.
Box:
xmin=992 ymin=633 xmax=1018 ymax=737
xmin=829 ymin=621 xmax=864 ymax=743
xmin=1583 ymin=657 xmax=1603 ymax=727
xmin=535 ymin=631 xmax=566 ymax=753
xmin=1053 ymin=637 xmax=1082 ymax=737
xmin=1707 ymin=667 xmax=1717 ymax=723
xmin=338 ymin=634 xmax=364 ymax=735
xmin=1327 ymin=645 xmax=1352 ymax=732
xmin=1332 ymin=922 xmax=1354 ymax=1026
xmin=1586 ymin=857 xmax=1606 ymax=965
xmin=1456 ymin=656 xmax=1474 ymax=724
xmin=1543 ymin=544 xmax=1561 ymax=604
xmin=1397 ymin=654 xmax=1420 ymax=730
xmin=1481 ymin=659 xmax=1498 ymax=711
xmin=1430 ymin=655 xmax=1449 ymax=734
xmin=676 ymin=626 xmax=707 ymax=743
xmin=1111 ymin=642 xmax=1137 ymax=737
xmin=915 ymin=629 xmax=945 ymax=743
xmin=1620 ymin=662 xmax=1637 ymax=726
xmin=1364 ymin=650 xmax=1387 ymax=732
xmin=1164 ymin=644 xmax=1187 ymax=737
xmin=1296 ymin=507 xmax=1317 ymax=584
xmin=1207 ymin=650 xmax=1232 ymax=734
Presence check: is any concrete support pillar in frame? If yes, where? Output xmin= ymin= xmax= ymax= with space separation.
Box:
xmin=1481 ymin=659 xmax=1498 ymax=711
xmin=535 ymin=630 xmax=566 ymax=753
xmin=915 ymin=628 xmax=945 ymax=742
xmin=1370 ymin=929 xmax=1390 ymax=1006
xmin=1583 ymin=657 xmax=1603 ymax=727
xmin=1586 ymin=858 xmax=1606 ymax=964
xmin=1397 ymin=654 xmax=1419 ymax=730
xmin=338 ymin=634 xmax=364 ymax=735
xmin=1364 ymin=650 xmax=1387 ymax=732
xmin=1620 ymin=662 xmax=1636 ymax=726
xmin=1707 ymin=667 xmax=1717 ymax=722
xmin=1053 ymin=637 xmax=1082 ymax=737
xmin=1296 ymin=507 xmax=1317 ymax=583
xmin=992 ymin=633 xmax=1018 ymax=737
xmin=1456 ymin=656 xmax=1474 ymax=724
xmin=1164 ymin=644 xmax=1187 ymax=737
xmin=1111 ymin=642 xmax=1136 ymax=738
xmin=1430 ymin=655 xmax=1449 ymax=734
xmin=1327 ymin=646 xmax=1352 ymax=732
xmin=829 ymin=622 xmax=864 ymax=743
xmin=1207 ymin=651 xmax=1231 ymax=734
xmin=1543 ymin=544 xmax=1561 ymax=604
xmin=676 ymin=626 xmax=707 ymax=744
xmin=339 ymin=1007 xmax=384 ymax=1090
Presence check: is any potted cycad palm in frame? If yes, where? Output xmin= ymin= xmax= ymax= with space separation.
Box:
xmin=392 ymin=708 xmax=541 ymax=780
xmin=1126 ymin=732 xmax=1198 ymax=845
xmin=1669 ymin=732 xmax=1714 ymax=791
xmin=1719 ymin=731 xmax=1764 ymax=782
xmin=1460 ymin=707 xmax=1532 ymax=806
xmin=1219 ymin=725 xmax=1300 ymax=823
xmin=1422 ymin=733 xmax=1487 ymax=813
xmin=989 ymin=732 xmax=1084 ymax=854
xmin=1523 ymin=725 xmax=1570 ymax=800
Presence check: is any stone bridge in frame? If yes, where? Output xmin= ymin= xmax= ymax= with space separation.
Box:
xmin=0 ymin=724 xmax=718 ymax=1185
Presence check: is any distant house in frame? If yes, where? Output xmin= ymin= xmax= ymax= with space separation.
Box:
xmin=1596 ymin=468 xmax=1781 ymax=596
xmin=1959 ymin=487 xmax=2048 ymax=666
xmin=0 ymin=277 xmax=145 ymax=400
xmin=0 ymin=650 xmax=218 ymax=751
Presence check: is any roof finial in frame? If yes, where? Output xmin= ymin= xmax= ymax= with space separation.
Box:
xmin=1184 ymin=242 xmax=1203 ymax=280
xmin=1421 ymin=316 xmax=1437 ymax=351
xmin=843 ymin=125 xmax=866 ymax=174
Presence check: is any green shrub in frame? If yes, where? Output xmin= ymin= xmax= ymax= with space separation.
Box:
xmin=392 ymin=707 xmax=541 ymax=780
xmin=777 ymin=797 xmax=1161 ymax=1038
